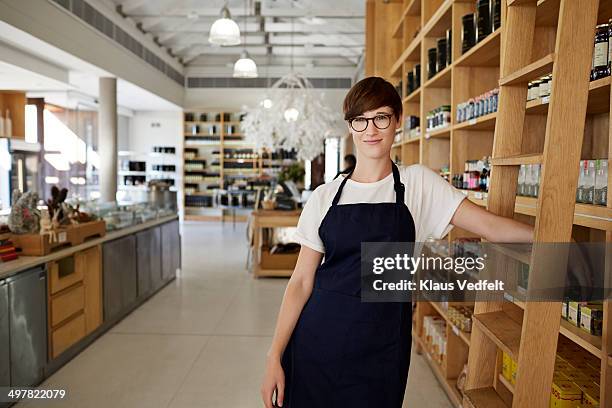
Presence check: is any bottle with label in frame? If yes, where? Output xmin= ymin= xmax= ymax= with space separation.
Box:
xmin=4 ymin=110 xmax=11 ymax=138
xmin=591 ymin=24 xmax=609 ymax=81
xmin=0 ymin=113 xmax=4 ymax=137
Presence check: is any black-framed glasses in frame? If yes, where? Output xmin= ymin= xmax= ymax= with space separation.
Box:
xmin=348 ymin=114 xmax=393 ymax=132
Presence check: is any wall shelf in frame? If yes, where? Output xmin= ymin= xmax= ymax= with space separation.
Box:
xmin=454 ymin=29 xmax=502 ymax=68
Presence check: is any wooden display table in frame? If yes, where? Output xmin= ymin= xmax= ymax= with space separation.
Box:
xmin=250 ymin=209 xmax=301 ymax=278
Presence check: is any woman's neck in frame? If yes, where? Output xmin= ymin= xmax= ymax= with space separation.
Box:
xmin=350 ymin=157 xmax=392 ymax=183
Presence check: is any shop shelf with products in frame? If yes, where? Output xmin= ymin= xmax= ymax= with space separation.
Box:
xmin=370 ymin=0 xmax=612 ymax=406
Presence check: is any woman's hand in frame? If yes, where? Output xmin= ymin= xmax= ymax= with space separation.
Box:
xmin=261 ymin=354 xmax=285 ymax=408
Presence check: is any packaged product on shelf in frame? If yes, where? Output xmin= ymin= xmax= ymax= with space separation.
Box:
xmin=591 ymin=23 xmax=609 ymax=81
xmin=567 ymin=301 xmax=582 ymax=327
xmin=581 ymin=383 xmax=600 ymax=406
xmin=456 ymin=89 xmax=499 ymax=123
xmin=461 ymin=13 xmax=476 ymax=54
xmin=579 ymin=303 xmax=603 ymax=336
xmin=446 ymin=29 xmax=452 ymax=65
xmin=561 ymin=301 xmax=569 ymax=320
xmin=532 ymin=164 xmax=541 ymax=197
xmin=491 ymin=0 xmax=501 ymax=31
xmin=407 ymin=72 xmax=416 ymax=94
xmin=577 ymin=160 xmax=596 ymax=204
xmin=476 ymin=0 xmax=491 ymax=43
xmin=427 ymin=48 xmax=438 ymax=79
xmin=593 ymin=159 xmax=608 ymax=206
xmin=550 ymin=380 xmax=582 ymax=407
xmin=510 ymin=358 xmax=517 ymax=385
xmin=437 ymin=38 xmax=447 ymax=72
xmin=414 ymin=64 xmax=421 ymax=88
xmin=502 ymin=352 xmax=513 ymax=382
xmin=518 ymin=165 xmax=526 ymax=196
xmin=539 ymin=75 xmax=552 ymax=98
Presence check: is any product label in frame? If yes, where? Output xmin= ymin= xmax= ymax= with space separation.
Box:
xmin=58 ymin=232 xmax=67 ymax=243
xmin=593 ymin=42 xmax=608 ymax=67
xmin=541 ymin=96 xmax=550 ymax=104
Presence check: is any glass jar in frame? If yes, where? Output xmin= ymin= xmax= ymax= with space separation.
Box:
xmin=491 ymin=0 xmax=501 ymax=31
xmin=407 ymin=72 xmax=415 ymax=94
xmin=414 ymin=64 xmax=421 ymax=88
xmin=592 ymin=24 xmax=609 ymax=81
xmin=446 ymin=29 xmax=452 ymax=66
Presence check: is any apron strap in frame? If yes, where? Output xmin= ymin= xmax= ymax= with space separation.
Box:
xmin=331 ymin=169 xmax=353 ymax=207
xmin=331 ymin=161 xmax=404 ymax=207
xmin=391 ymin=162 xmax=405 ymax=205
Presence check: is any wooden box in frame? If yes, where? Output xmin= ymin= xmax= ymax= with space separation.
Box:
xmin=12 ymin=220 xmax=106 ymax=256
xmin=260 ymin=248 xmax=299 ymax=270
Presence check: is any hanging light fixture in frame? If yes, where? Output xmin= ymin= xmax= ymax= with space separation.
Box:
xmin=233 ymin=0 xmax=257 ymax=77
xmin=209 ymin=3 xmax=241 ymax=46
xmin=234 ymin=50 xmax=258 ymax=78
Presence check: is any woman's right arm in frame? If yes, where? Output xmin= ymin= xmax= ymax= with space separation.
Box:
xmin=261 ymin=245 xmax=323 ymax=408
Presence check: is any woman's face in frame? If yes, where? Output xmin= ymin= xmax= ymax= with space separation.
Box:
xmin=348 ymin=106 xmax=398 ymax=160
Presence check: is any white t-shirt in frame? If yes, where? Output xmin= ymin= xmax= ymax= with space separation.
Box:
xmin=293 ymin=164 xmax=466 ymax=253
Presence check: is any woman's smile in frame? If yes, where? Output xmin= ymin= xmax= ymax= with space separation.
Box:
xmin=363 ymin=138 xmax=383 ymax=145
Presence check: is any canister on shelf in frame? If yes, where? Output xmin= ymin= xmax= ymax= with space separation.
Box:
xmin=437 ymin=38 xmax=447 ymax=72
xmin=462 ymin=13 xmax=476 ymax=54
xmin=428 ymin=48 xmax=438 ymax=79
xmin=476 ymin=0 xmax=491 ymax=43
xmin=491 ymin=0 xmax=501 ymax=31
xmin=407 ymin=72 xmax=416 ymax=94
xmin=414 ymin=64 xmax=421 ymax=88
xmin=579 ymin=303 xmax=603 ymax=336
xmin=539 ymin=75 xmax=552 ymax=98
xmin=567 ymin=301 xmax=582 ymax=327
xmin=446 ymin=29 xmax=452 ymax=65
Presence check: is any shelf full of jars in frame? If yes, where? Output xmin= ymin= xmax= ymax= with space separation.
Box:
xmin=117 ymin=146 xmax=178 ymax=195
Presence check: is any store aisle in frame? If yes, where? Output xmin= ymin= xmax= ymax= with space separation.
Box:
xmin=18 ymin=222 xmax=452 ymax=408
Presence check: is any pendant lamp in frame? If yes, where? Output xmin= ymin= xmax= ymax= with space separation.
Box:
xmin=233 ymin=0 xmax=258 ymax=78
xmin=209 ymin=4 xmax=241 ymax=46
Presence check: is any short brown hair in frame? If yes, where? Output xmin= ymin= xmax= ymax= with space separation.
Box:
xmin=343 ymin=76 xmax=402 ymax=121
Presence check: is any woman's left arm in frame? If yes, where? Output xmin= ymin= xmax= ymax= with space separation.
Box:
xmin=450 ymin=199 xmax=534 ymax=243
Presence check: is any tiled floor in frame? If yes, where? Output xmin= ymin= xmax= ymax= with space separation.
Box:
xmin=19 ymin=222 xmax=452 ymax=408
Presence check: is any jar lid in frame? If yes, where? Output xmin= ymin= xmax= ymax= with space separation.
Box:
xmin=596 ymin=23 xmax=609 ymax=29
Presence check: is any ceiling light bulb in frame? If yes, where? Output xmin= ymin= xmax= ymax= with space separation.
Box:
xmin=233 ymin=50 xmax=258 ymax=78
xmin=262 ymin=99 xmax=273 ymax=109
xmin=284 ymin=107 xmax=299 ymax=122
xmin=209 ymin=6 xmax=241 ymax=46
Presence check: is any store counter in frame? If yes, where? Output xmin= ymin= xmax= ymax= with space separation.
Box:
xmin=0 ymin=215 xmax=180 ymax=392
xmin=249 ymin=209 xmax=300 ymax=278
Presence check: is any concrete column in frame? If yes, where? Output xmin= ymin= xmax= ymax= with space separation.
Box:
xmin=98 ymin=77 xmax=117 ymax=202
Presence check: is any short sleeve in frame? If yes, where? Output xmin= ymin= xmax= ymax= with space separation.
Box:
xmin=417 ymin=166 xmax=466 ymax=240
xmin=292 ymin=189 xmax=325 ymax=253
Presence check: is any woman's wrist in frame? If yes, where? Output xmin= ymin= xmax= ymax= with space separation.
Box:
xmin=267 ymin=348 xmax=283 ymax=361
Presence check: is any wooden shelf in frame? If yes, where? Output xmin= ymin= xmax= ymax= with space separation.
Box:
xmin=490 ymin=153 xmax=542 ymax=166
xmin=429 ymin=301 xmax=472 ymax=346
xmin=455 ymin=29 xmax=502 ymax=67
xmin=497 ymin=374 xmax=515 ymax=394
xmin=559 ymin=318 xmax=602 ymax=358
xmin=536 ymin=0 xmax=561 ymax=26
xmin=422 ymin=0 xmax=452 ymax=37
xmin=424 ymin=64 xmax=452 ymax=88
xmin=472 ymin=311 xmax=522 ymax=360
xmin=403 ymin=88 xmax=421 ymax=104
xmin=499 ymin=53 xmax=555 ymax=86
xmin=406 ymin=0 xmax=421 ymax=16
xmin=464 ymin=387 xmax=508 ymax=408
xmin=390 ymin=35 xmax=421 ymax=77
xmin=425 ymin=127 xmax=451 ymax=139
xmin=415 ymin=336 xmax=463 ymax=408
xmin=454 ymin=112 xmax=497 ymax=131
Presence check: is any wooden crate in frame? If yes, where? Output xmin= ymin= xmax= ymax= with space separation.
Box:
xmin=260 ymin=248 xmax=299 ymax=270
xmin=12 ymin=220 xmax=106 ymax=256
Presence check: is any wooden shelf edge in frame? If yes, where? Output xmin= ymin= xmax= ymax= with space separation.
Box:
xmin=424 ymin=64 xmax=452 ymax=89
xmin=497 ymin=373 xmax=515 ymax=395
xmin=406 ymin=0 xmax=421 ymax=16
xmin=454 ymin=29 xmax=502 ymax=67
xmin=499 ymin=53 xmax=555 ymax=86
xmin=464 ymin=387 xmax=509 ymax=408
xmin=421 ymin=0 xmax=453 ymax=37
xmin=473 ymin=311 xmax=522 ymax=360
xmin=425 ymin=127 xmax=451 ymax=139
xmin=490 ymin=153 xmax=542 ymax=166
xmin=559 ymin=318 xmax=602 ymax=358
xmin=415 ymin=336 xmax=463 ymax=408
xmin=453 ymin=112 xmax=497 ymax=131
xmin=403 ymin=88 xmax=421 ymax=104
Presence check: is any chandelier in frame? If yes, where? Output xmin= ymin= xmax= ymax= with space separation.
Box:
xmin=241 ymin=72 xmax=340 ymax=161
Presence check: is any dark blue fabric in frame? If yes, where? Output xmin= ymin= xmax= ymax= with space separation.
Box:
xmin=282 ymin=162 xmax=416 ymax=408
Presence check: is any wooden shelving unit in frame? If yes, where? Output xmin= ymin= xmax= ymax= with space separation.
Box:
xmin=368 ymin=0 xmax=612 ymax=406
xmin=0 ymin=91 xmax=26 ymax=139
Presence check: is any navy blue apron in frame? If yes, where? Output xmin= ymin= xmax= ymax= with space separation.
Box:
xmin=281 ymin=162 xmax=416 ymax=408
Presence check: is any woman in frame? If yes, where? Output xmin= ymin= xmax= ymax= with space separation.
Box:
xmin=261 ymin=77 xmax=533 ymax=408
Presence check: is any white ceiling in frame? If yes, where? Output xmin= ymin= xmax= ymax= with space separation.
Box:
xmin=113 ymin=0 xmax=365 ymax=72
xmin=0 ymin=21 xmax=181 ymax=112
